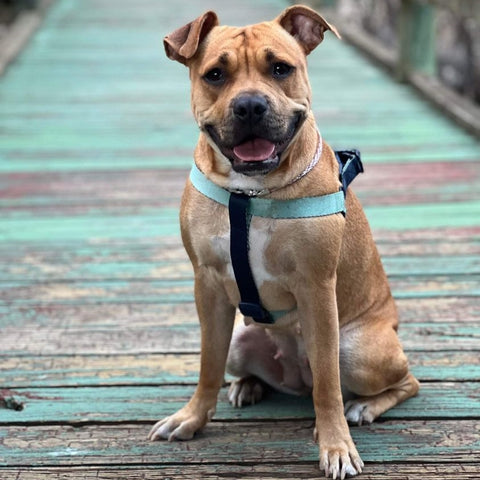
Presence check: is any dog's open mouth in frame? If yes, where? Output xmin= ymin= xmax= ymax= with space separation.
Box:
xmin=205 ymin=113 xmax=304 ymax=177
xmin=233 ymin=138 xmax=276 ymax=162
xmin=230 ymin=137 xmax=279 ymax=175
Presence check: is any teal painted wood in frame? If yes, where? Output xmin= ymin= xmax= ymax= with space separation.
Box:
xmin=0 ymin=294 xmax=477 ymax=326
xmin=1 ymin=351 xmax=478 ymax=388
xmin=0 ymin=203 xmax=479 ymax=244
xmin=0 ymin=254 xmax=479 ymax=281
xmin=1 ymin=319 xmax=479 ymax=354
xmin=0 ymin=162 xmax=479 ymax=212
xmin=0 ymin=383 xmax=478 ymax=424
xmin=1 ymin=276 xmax=480 ymax=307
xmin=0 ymin=0 xmax=479 ymax=176
xmin=0 ymin=0 xmax=479 ymax=474
xmin=0 ymin=420 xmax=478 ymax=466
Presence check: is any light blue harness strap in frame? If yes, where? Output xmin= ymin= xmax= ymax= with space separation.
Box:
xmin=189 ymin=164 xmax=231 ymax=206
xmin=189 ymin=163 xmax=346 ymax=218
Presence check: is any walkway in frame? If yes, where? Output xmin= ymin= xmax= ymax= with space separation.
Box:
xmin=0 ymin=0 xmax=479 ymax=478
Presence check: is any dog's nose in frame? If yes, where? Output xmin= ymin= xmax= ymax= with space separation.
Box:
xmin=233 ymin=94 xmax=268 ymax=124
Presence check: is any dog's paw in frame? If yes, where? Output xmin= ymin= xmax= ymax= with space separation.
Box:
xmin=318 ymin=439 xmax=364 ymax=479
xmin=314 ymin=425 xmax=364 ymax=479
xmin=148 ymin=405 xmax=215 ymax=442
xmin=344 ymin=399 xmax=376 ymax=426
xmin=228 ymin=376 xmax=265 ymax=408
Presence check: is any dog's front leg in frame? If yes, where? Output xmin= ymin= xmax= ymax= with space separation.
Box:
xmin=149 ymin=267 xmax=235 ymax=441
xmin=297 ymin=277 xmax=364 ymax=479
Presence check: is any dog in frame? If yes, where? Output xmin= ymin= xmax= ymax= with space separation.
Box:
xmin=149 ymin=6 xmax=419 ymax=479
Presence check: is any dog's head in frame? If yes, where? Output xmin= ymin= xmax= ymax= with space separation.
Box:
xmin=164 ymin=6 xmax=339 ymax=177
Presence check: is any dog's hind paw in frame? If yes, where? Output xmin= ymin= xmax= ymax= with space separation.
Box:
xmin=344 ymin=399 xmax=375 ymax=426
xmin=228 ymin=376 xmax=265 ymax=408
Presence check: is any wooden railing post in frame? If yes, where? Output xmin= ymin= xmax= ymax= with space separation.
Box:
xmin=397 ymin=0 xmax=436 ymax=81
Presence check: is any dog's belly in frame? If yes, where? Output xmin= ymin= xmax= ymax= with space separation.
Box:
xmin=228 ymin=318 xmax=362 ymax=397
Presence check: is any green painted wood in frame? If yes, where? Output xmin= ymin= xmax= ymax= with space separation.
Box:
xmin=1 ymin=162 xmax=478 ymax=214
xmin=0 ymin=203 xmax=479 ymax=245
xmin=0 ymin=0 xmax=479 ymax=476
xmin=0 ymin=297 xmax=478 ymax=355
xmin=0 ymin=421 xmax=478 ymax=466
xmin=1 ymin=275 xmax=479 ymax=308
xmin=0 ymin=296 xmax=477 ymax=328
xmin=0 ymin=252 xmax=479 ymax=281
xmin=1 ymin=351 xmax=478 ymax=388
xmin=397 ymin=0 xmax=436 ymax=79
xmin=0 ymin=383 xmax=478 ymax=424
xmin=0 ymin=0 xmax=478 ymax=176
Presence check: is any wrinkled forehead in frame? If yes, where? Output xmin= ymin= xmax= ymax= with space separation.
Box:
xmin=196 ymin=21 xmax=304 ymax=72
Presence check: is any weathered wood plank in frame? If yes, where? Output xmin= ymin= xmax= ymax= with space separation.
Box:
xmin=1 ymin=464 xmax=480 ymax=480
xmin=3 ymin=320 xmax=476 ymax=354
xmin=0 ymin=249 xmax=479 ymax=280
xmin=0 ymin=298 xmax=478 ymax=354
xmin=0 ymin=295 xmax=478 ymax=326
xmin=0 ymin=421 xmax=479 ymax=466
xmin=0 ymin=1 xmax=477 ymax=480
xmin=0 ymin=203 xmax=479 ymax=242
xmin=1 ymin=275 xmax=479 ymax=308
xmin=0 ymin=235 xmax=479 ymax=269
xmin=2 ymin=350 xmax=478 ymax=388
xmin=0 ymin=227 xmax=477 ymax=251
xmin=0 ymin=383 xmax=478 ymax=424
xmin=0 ymin=160 xmax=478 ymax=212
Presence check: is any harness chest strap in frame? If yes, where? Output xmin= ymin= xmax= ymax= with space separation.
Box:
xmin=189 ymin=149 xmax=363 ymax=324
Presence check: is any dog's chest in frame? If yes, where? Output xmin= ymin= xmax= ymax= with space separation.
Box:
xmin=211 ymin=218 xmax=276 ymax=287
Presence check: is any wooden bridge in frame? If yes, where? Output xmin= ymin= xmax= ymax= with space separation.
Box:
xmin=0 ymin=0 xmax=479 ymax=478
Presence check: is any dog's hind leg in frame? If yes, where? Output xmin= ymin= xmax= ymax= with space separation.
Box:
xmin=340 ymin=319 xmax=420 ymax=425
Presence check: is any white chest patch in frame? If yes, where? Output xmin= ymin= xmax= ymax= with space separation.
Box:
xmin=211 ymin=219 xmax=275 ymax=287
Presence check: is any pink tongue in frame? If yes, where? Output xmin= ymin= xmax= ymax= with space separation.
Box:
xmin=233 ymin=138 xmax=275 ymax=162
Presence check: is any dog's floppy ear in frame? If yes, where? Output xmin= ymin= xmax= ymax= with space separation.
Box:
xmin=276 ymin=5 xmax=340 ymax=55
xmin=164 ymin=11 xmax=218 ymax=65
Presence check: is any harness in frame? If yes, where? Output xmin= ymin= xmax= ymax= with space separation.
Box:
xmin=189 ymin=148 xmax=363 ymax=324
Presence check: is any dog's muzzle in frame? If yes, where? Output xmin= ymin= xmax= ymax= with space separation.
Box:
xmin=204 ymin=93 xmax=305 ymax=177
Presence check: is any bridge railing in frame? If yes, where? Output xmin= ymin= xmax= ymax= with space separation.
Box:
xmin=313 ymin=0 xmax=480 ymax=136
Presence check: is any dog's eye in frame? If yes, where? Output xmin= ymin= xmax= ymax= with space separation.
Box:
xmin=203 ymin=68 xmax=225 ymax=85
xmin=272 ymin=62 xmax=293 ymax=79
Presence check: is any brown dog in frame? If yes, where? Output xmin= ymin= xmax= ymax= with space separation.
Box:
xmin=149 ymin=6 xmax=419 ymax=479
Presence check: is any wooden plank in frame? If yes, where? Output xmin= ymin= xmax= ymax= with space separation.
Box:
xmin=2 ymin=320 xmax=477 ymax=354
xmin=2 ymin=350 xmax=478 ymax=388
xmin=1 ymin=203 xmax=480 ymax=243
xmin=1 ymin=253 xmax=479 ymax=281
xmin=0 ymin=234 xmax=479 ymax=270
xmin=0 ymin=275 xmax=479 ymax=307
xmin=398 ymin=297 xmax=480 ymax=323
xmin=0 ymin=298 xmax=478 ymax=354
xmin=1 ymin=161 xmax=479 ymax=211
xmin=0 ymin=383 xmax=478 ymax=424
xmin=1 ymin=464 xmax=480 ymax=480
xmin=0 ymin=421 xmax=479 ymax=466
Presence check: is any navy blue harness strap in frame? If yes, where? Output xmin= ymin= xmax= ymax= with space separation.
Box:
xmin=229 ymin=194 xmax=274 ymax=324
